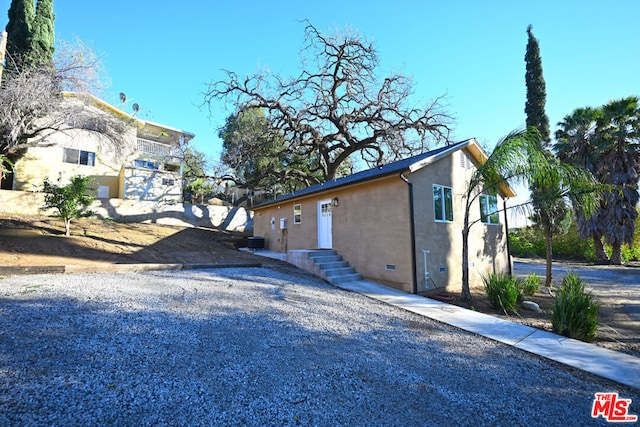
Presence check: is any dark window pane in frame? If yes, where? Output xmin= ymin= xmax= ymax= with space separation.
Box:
xmin=294 ymin=204 xmax=302 ymax=224
xmin=480 ymin=195 xmax=489 ymax=223
xmin=444 ymin=187 xmax=453 ymax=221
xmin=79 ymin=150 xmax=94 ymax=166
xmin=489 ymin=196 xmax=499 ymax=224
xmin=433 ymin=186 xmax=443 ymax=221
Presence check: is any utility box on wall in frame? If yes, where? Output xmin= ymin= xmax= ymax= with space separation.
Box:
xmin=280 ymin=218 xmax=287 ymax=229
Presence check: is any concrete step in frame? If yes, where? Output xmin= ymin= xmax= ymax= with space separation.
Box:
xmin=328 ymin=273 xmax=363 ymax=284
xmin=308 ymin=250 xmax=337 ymax=258
xmin=315 ymin=260 xmax=349 ymax=270
xmin=286 ymin=249 xmax=362 ymax=285
xmin=323 ymin=267 xmax=356 ymax=277
xmin=311 ymin=255 xmax=343 ymax=263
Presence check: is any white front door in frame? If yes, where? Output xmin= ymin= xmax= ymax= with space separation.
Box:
xmin=317 ymin=199 xmax=333 ymax=248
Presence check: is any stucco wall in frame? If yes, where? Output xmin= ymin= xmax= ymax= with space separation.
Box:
xmin=333 ymin=177 xmax=413 ymax=291
xmin=253 ymin=176 xmax=414 ymax=292
xmin=12 ymin=127 xmax=136 ymax=198
xmin=121 ymin=167 xmax=183 ymax=202
xmin=0 ymin=189 xmax=252 ymax=232
xmin=253 ymin=147 xmax=512 ymax=295
xmin=11 ymin=125 xmax=183 ymax=202
xmin=410 ymin=149 xmax=510 ymax=293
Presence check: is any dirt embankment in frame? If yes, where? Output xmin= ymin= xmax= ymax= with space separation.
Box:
xmin=1 ymin=213 xmax=638 ymax=358
xmin=0 ymin=214 xmax=260 ymax=267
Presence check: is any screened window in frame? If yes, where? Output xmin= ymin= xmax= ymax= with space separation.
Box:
xmin=433 ymin=185 xmax=453 ymax=222
xmin=480 ymin=194 xmax=499 ymax=225
xmin=134 ymin=159 xmax=159 ymax=170
xmin=63 ymin=148 xmax=95 ymax=166
xmin=293 ymin=204 xmax=302 ymax=224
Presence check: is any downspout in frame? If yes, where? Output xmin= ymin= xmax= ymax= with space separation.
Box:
xmin=400 ymin=171 xmax=418 ymax=294
xmin=503 ymin=198 xmax=512 ymax=276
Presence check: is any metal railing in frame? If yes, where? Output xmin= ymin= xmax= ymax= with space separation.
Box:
xmin=136 ymin=138 xmax=182 ymax=157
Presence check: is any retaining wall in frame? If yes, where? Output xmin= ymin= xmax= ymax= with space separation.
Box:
xmin=0 ymin=189 xmax=253 ymax=232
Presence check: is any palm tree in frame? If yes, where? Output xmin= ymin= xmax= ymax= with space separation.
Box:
xmin=596 ymin=97 xmax=640 ymax=265
xmin=555 ymin=107 xmax=601 ymax=172
xmin=556 ymin=98 xmax=640 ymax=265
xmin=555 ymin=107 xmax=609 ymax=262
xmin=460 ymin=128 xmax=598 ymax=300
xmin=529 ymin=166 xmax=569 ymax=286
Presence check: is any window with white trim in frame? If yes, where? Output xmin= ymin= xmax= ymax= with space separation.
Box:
xmin=134 ymin=159 xmax=159 ymax=170
xmin=479 ymin=194 xmax=499 ymax=225
xmin=293 ymin=204 xmax=302 ymax=224
xmin=63 ymin=148 xmax=95 ymax=166
xmin=433 ymin=184 xmax=453 ymax=222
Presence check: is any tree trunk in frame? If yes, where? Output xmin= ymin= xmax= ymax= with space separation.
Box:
xmin=593 ymin=235 xmax=609 ymax=263
xmin=461 ymin=222 xmax=471 ymax=301
xmin=65 ymin=219 xmax=71 ymax=236
xmin=544 ymin=227 xmax=553 ymax=286
xmin=610 ymin=242 xmax=623 ymax=265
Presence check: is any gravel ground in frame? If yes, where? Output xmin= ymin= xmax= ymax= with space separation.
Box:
xmin=1 ymin=267 xmax=638 ymax=426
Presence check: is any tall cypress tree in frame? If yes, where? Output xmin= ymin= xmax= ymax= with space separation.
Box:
xmin=5 ymin=0 xmax=35 ymax=62
xmin=524 ymin=25 xmax=550 ymax=144
xmin=31 ymin=0 xmax=54 ymax=64
xmin=525 ymin=25 xmax=566 ymax=286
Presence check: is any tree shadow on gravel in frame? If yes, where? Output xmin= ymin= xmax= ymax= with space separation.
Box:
xmin=1 ymin=272 xmax=636 ymax=426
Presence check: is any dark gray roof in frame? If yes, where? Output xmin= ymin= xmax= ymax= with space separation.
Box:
xmin=255 ymin=139 xmax=472 ymax=208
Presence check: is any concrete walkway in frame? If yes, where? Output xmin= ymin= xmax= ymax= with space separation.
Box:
xmin=246 ymin=249 xmax=640 ymax=390
xmin=227 ymin=250 xmax=640 ymax=390
xmin=335 ymin=279 xmax=640 ymax=390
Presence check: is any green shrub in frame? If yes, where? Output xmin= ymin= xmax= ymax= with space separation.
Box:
xmin=620 ymin=244 xmax=640 ymax=263
xmin=551 ymin=273 xmax=600 ymax=342
xmin=520 ymin=273 xmax=540 ymax=296
xmin=483 ymin=272 xmax=521 ymax=314
xmin=41 ymin=175 xmax=94 ymax=236
xmin=509 ymin=222 xmax=596 ymax=261
xmin=509 ymin=230 xmax=545 ymax=258
xmin=509 ymin=211 xmax=640 ymax=262
xmin=551 ymin=222 xmax=595 ymax=261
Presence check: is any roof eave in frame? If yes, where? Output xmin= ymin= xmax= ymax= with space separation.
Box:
xmin=449 ymin=138 xmax=517 ymax=199
xmin=467 ymin=143 xmax=517 ymax=199
xmin=408 ymin=138 xmax=477 ymax=173
xmin=251 ymin=170 xmax=404 ymax=211
xmin=63 ymin=92 xmax=195 ymax=139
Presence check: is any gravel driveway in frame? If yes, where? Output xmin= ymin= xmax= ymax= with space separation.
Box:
xmin=1 ymin=266 xmax=638 ymax=426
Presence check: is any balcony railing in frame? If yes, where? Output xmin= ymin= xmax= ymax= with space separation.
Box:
xmin=136 ymin=138 xmax=182 ymax=158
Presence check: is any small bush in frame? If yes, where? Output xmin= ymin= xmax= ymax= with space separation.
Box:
xmin=508 ymin=230 xmax=545 ymax=258
xmin=620 ymin=244 xmax=640 ymax=263
xmin=520 ymin=273 xmax=540 ymax=296
xmin=41 ymin=175 xmax=94 ymax=236
xmin=551 ymin=273 xmax=600 ymax=342
xmin=483 ymin=272 xmax=520 ymax=314
xmin=509 ymin=224 xmax=597 ymax=261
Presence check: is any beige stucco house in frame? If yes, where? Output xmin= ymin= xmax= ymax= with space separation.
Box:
xmin=5 ymin=93 xmax=194 ymax=202
xmin=251 ymin=139 xmax=516 ymax=295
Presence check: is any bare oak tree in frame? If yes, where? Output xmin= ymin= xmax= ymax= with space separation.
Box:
xmin=204 ymin=21 xmax=452 ymax=182
xmin=0 ymin=38 xmax=128 ymax=169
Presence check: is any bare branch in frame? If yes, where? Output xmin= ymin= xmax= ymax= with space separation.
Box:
xmin=0 ymin=40 xmax=128 ymax=161
xmin=204 ymin=21 xmax=452 ymax=182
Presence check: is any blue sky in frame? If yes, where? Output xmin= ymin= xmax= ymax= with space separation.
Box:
xmin=2 ymin=1 xmax=639 ymax=168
